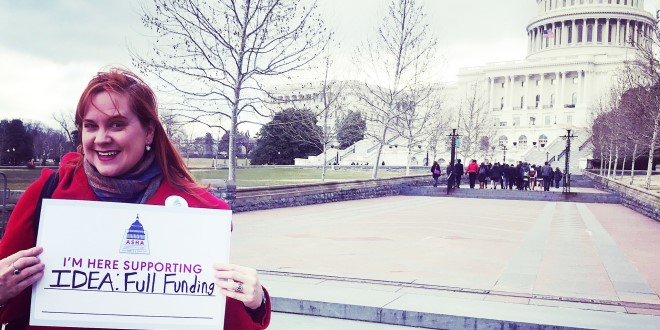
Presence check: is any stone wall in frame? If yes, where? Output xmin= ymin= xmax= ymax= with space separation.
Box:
xmin=583 ymin=171 xmax=660 ymax=222
xmin=209 ymin=175 xmax=431 ymax=213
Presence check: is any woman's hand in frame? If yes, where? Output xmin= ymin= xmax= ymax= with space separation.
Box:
xmin=213 ymin=263 xmax=264 ymax=309
xmin=0 ymin=246 xmax=45 ymax=305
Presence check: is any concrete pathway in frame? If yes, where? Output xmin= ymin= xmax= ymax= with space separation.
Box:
xmin=231 ymin=196 xmax=660 ymax=329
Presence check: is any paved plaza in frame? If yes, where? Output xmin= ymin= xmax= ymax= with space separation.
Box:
xmin=231 ymin=195 xmax=660 ymax=329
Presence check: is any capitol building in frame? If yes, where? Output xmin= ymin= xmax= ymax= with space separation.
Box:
xmin=289 ymin=0 xmax=655 ymax=170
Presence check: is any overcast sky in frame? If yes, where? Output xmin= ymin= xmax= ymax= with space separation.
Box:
xmin=0 ymin=0 xmax=657 ymax=130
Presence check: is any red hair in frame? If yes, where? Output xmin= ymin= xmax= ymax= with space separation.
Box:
xmin=75 ymin=68 xmax=202 ymax=195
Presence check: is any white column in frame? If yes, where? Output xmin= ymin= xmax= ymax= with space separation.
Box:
xmin=554 ymin=72 xmax=560 ymax=108
xmin=489 ymin=77 xmax=495 ymax=111
xmin=616 ymin=19 xmax=621 ymax=46
xmin=524 ymin=75 xmax=530 ymax=109
xmin=507 ymin=76 xmax=516 ymax=110
xmin=599 ymin=19 xmax=605 ymax=43
xmin=539 ymin=74 xmax=545 ymax=109
xmin=503 ymin=77 xmax=509 ymax=110
xmin=582 ymin=19 xmax=588 ymax=44
xmin=572 ymin=20 xmax=577 ymax=45
xmin=560 ymin=71 xmax=567 ymax=108
xmin=605 ymin=18 xmax=610 ymax=44
xmin=582 ymin=71 xmax=589 ymax=107
xmin=577 ymin=71 xmax=583 ymax=107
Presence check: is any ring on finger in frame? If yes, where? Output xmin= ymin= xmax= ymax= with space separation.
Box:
xmin=11 ymin=262 xmax=20 ymax=276
xmin=235 ymin=282 xmax=243 ymax=293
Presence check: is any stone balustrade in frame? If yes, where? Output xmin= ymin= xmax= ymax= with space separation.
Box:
xmin=583 ymin=171 xmax=660 ymax=222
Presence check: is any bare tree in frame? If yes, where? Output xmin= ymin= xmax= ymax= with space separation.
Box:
xmin=353 ymin=0 xmax=437 ymax=178
xmin=392 ymin=83 xmax=442 ymax=175
xmin=621 ymin=11 xmax=660 ymax=188
xmin=269 ymin=50 xmax=348 ymax=181
xmin=134 ymin=0 xmax=329 ymax=183
xmin=456 ymin=81 xmax=496 ymax=162
xmin=51 ymin=111 xmax=76 ymax=145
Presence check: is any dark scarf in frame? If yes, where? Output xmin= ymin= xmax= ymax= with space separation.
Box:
xmin=84 ymin=152 xmax=163 ymax=204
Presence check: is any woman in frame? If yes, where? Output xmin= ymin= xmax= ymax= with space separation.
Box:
xmin=430 ymin=161 xmax=441 ymax=187
xmin=0 ymin=68 xmax=270 ymax=329
xmin=465 ymin=159 xmax=479 ymax=189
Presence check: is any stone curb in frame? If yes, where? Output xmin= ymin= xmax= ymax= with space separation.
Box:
xmin=271 ymin=297 xmax=584 ymax=330
xmin=402 ymin=186 xmax=621 ymax=204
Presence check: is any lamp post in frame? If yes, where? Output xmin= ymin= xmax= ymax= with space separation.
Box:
xmin=447 ymin=129 xmax=460 ymax=193
xmin=561 ymin=129 xmax=577 ymax=193
xmin=501 ymin=145 xmax=508 ymax=163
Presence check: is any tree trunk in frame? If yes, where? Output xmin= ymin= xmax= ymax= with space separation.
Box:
xmin=371 ymin=127 xmax=388 ymax=179
xmin=630 ymin=144 xmax=638 ymax=185
xmin=405 ymin=146 xmax=412 ymax=176
xmin=600 ymin=151 xmax=605 ymax=176
xmin=613 ymin=146 xmax=619 ymax=180
xmin=644 ymin=113 xmax=659 ymax=189
xmin=321 ymin=146 xmax=328 ymax=182
xmin=607 ymin=143 xmax=613 ymax=178
xmin=620 ymin=155 xmax=627 ymax=180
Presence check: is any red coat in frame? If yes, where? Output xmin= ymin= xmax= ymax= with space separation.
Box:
xmin=0 ymin=153 xmax=270 ymax=330
xmin=465 ymin=162 xmax=479 ymax=174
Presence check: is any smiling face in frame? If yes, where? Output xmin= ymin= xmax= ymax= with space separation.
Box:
xmin=81 ymin=91 xmax=154 ymax=177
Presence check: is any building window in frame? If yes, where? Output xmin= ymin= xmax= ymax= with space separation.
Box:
xmin=513 ymin=117 xmax=521 ymax=126
xmin=529 ymin=117 xmax=536 ymax=125
xmin=535 ymin=94 xmax=541 ymax=108
xmin=499 ymin=136 xmax=508 ymax=146
xmin=572 ymin=92 xmax=577 ymax=104
xmin=519 ymin=135 xmax=528 ymax=147
xmin=500 ymin=122 xmax=508 ymax=127
xmin=566 ymin=115 xmax=573 ymax=124
xmin=550 ymin=94 xmax=555 ymax=106
xmin=539 ymin=134 xmax=548 ymax=146
xmin=545 ymin=116 xmax=552 ymax=125
xmin=521 ymin=81 xmax=525 ymax=87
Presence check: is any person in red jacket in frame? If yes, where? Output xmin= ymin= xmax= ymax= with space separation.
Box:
xmin=0 ymin=68 xmax=270 ymax=330
xmin=465 ymin=159 xmax=479 ymax=189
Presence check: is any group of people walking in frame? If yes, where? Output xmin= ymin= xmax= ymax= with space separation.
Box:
xmin=431 ymin=159 xmax=564 ymax=191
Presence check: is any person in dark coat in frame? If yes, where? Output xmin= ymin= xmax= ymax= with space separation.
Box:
xmin=430 ymin=161 xmax=441 ymax=187
xmin=454 ymin=159 xmax=464 ymax=188
xmin=490 ymin=163 xmax=502 ymax=189
xmin=554 ymin=167 xmax=563 ymax=189
xmin=477 ymin=162 xmax=488 ymax=189
xmin=540 ymin=161 xmax=553 ymax=191
xmin=502 ymin=164 xmax=510 ymax=189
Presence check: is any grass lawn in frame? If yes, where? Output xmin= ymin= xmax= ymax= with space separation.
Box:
xmin=0 ymin=163 xmax=418 ymax=190
xmin=192 ymin=167 xmax=409 ymax=188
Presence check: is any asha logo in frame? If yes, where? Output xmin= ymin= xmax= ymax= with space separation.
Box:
xmin=119 ymin=215 xmax=150 ymax=255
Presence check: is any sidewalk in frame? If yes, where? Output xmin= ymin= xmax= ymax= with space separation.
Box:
xmin=231 ymin=195 xmax=660 ymax=329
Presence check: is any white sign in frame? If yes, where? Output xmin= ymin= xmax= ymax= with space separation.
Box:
xmin=30 ymin=199 xmax=232 ymax=330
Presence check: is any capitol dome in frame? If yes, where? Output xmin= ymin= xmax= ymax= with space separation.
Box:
xmin=527 ymin=0 xmax=655 ymax=59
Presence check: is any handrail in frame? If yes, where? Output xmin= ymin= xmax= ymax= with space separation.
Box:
xmin=557 ymin=149 xmax=566 ymax=161
xmin=367 ymin=135 xmax=399 ymax=154
xmin=578 ymin=136 xmax=591 ymax=151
